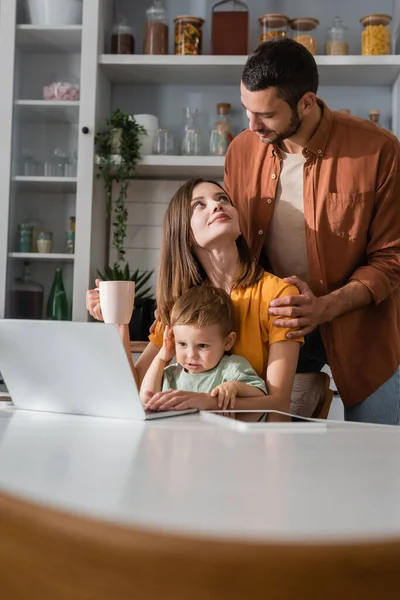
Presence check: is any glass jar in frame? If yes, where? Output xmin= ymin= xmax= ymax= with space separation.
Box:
xmin=290 ymin=18 xmax=319 ymax=55
xmin=144 ymin=0 xmax=168 ymax=55
xmin=8 ymin=262 xmax=44 ymax=320
xmin=369 ymin=109 xmax=381 ymax=126
xmin=325 ymin=16 xmax=349 ymax=55
xmin=174 ymin=15 xmax=204 ymax=55
xmin=361 ymin=14 xmax=391 ymax=56
xmin=111 ymin=16 xmax=134 ymax=54
xmin=211 ymin=1 xmax=248 ymax=55
xmin=259 ymin=14 xmax=289 ymax=43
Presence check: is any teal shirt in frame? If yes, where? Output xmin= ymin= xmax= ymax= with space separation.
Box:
xmin=162 ymin=355 xmax=267 ymax=394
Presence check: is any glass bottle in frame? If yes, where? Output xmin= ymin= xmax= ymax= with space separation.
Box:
xmin=325 ymin=17 xmax=349 ymax=55
xmin=111 ymin=15 xmax=135 ymax=54
xmin=144 ymin=0 xmax=168 ymax=55
xmin=211 ymin=0 xmax=249 ymax=55
xmin=210 ymin=103 xmax=233 ymax=156
xmin=181 ymin=107 xmax=202 ymax=156
xmin=47 ymin=268 xmax=69 ymax=321
xmin=369 ymin=109 xmax=381 ymax=126
xmin=8 ymin=262 xmax=44 ymax=319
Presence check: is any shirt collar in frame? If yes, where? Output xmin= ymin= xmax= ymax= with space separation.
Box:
xmin=264 ymin=98 xmax=333 ymax=159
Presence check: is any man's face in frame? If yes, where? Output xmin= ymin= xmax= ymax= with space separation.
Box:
xmin=240 ymin=83 xmax=302 ymax=145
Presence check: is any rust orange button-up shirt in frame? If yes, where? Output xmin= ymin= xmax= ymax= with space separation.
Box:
xmin=224 ymin=101 xmax=400 ymax=406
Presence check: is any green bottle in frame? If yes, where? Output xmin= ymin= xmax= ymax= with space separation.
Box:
xmin=46 ymin=268 xmax=69 ymax=320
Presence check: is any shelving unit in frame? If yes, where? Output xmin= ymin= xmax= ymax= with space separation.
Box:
xmin=14 ymin=100 xmax=80 ymax=124
xmin=99 ymin=54 xmax=400 ymax=87
xmin=12 ymin=177 xmax=78 ymax=193
xmin=97 ymin=155 xmax=225 ymax=178
xmin=16 ymin=25 xmax=82 ymax=53
xmin=8 ymin=253 xmax=75 ymax=261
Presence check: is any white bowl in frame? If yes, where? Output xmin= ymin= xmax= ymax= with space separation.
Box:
xmin=27 ymin=0 xmax=82 ymax=25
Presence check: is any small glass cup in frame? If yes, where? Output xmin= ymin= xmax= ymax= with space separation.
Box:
xmin=17 ymin=223 xmax=34 ymax=253
xmin=153 ymin=128 xmax=175 ymax=155
xmin=36 ymin=231 xmax=53 ymax=254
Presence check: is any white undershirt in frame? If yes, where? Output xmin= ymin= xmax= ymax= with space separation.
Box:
xmin=264 ymin=149 xmax=309 ymax=282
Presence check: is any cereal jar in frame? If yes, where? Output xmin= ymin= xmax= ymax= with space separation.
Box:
xmin=360 ymin=14 xmax=392 ymax=55
xmin=290 ymin=18 xmax=319 ymax=55
xmin=174 ymin=15 xmax=204 ymax=55
xmin=259 ymin=14 xmax=289 ymax=43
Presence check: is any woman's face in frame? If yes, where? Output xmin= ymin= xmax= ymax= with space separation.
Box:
xmin=190 ymin=182 xmax=241 ymax=249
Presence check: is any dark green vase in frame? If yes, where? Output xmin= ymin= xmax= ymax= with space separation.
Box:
xmin=46 ymin=268 xmax=69 ymax=320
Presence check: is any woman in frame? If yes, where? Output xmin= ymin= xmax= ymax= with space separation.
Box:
xmin=87 ymin=179 xmax=302 ymax=418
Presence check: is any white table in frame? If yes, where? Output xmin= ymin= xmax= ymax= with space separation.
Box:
xmin=0 ymin=408 xmax=399 ymax=543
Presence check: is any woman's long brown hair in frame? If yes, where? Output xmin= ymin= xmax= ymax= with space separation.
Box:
xmin=157 ymin=178 xmax=263 ymax=325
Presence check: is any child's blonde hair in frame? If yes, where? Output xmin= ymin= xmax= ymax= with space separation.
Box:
xmin=170 ymin=285 xmax=235 ymax=337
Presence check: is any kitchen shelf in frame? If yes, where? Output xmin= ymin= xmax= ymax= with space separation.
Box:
xmin=16 ymin=25 xmax=82 ymax=53
xmin=99 ymin=54 xmax=400 ymax=87
xmin=12 ymin=176 xmax=77 ymax=193
xmin=14 ymin=100 xmax=80 ymax=125
xmin=96 ymin=155 xmax=225 ymax=178
xmin=8 ymin=253 xmax=75 ymax=261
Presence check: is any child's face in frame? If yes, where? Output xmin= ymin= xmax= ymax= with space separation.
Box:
xmin=172 ymin=323 xmax=235 ymax=374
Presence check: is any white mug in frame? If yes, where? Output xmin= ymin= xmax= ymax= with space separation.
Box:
xmin=99 ymin=281 xmax=135 ymax=325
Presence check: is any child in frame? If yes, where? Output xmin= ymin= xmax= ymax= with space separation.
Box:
xmin=140 ymin=285 xmax=267 ymax=410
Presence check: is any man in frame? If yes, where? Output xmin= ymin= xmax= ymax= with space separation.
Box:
xmin=224 ymin=38 xmax=400 ymax=424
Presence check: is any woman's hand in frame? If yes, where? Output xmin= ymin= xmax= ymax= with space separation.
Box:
xmin=145 ymin=390 xmax=216 ymax=412
xmin=86 ymin=279 xmax=103 ymax=321
xmin=158 ymin=326 xmax=175 ymax=362
xmin=211 ymin=382 xmax=238 ymax=409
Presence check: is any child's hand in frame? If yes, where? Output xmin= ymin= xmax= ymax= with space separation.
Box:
xmin=211 ymin=381 xmax=238 ymax=410
xmin=159 ymin=325 xmax=175 ymax=362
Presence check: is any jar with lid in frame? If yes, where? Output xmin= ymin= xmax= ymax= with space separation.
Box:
xmin=361 ymin=14 xmax=391 ymax=55
xmin=290 ymin=18 xmax=319 ymax=55
xmin=259 ymin=14 xmax=289 ymax=44
xmin=325 ymin=17 xmax=349 ymax=55
xmin=211 ymin=1 xmax=248 ymax=55
xmin=174 ymin=16 xmax=204 ymax=55
xmin=144 ymin=0 xmax=168 ymax=55
xmin=111 ymin=16 xmax=134 ymax=54
xmin=369 ymin=109 xmax=381 ymax=126
xmin=209 ymin=103 xmax=233 ymax=156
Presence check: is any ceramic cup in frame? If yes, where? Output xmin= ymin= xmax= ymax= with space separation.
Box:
xmin=99 ymin=281 xmax=135 ymax=324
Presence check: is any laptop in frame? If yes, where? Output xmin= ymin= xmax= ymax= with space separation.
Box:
xmin=0 ymin=320 xmax=196 ymax=421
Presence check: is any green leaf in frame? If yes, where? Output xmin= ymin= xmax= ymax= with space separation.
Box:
xmin=104 ymin=265 xmax=114 ymax=280
xmin=135 ymin=270 xmax=153 ymax=290
xmin=97 ymin=269 xmax=106 ymax=281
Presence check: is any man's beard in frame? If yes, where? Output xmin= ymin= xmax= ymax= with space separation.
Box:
xmin=257 ymin=108 xmax=302 ymax=145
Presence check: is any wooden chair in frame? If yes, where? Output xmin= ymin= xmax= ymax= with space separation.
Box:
xmin=0 ymin=489 xmax=398 ymax=599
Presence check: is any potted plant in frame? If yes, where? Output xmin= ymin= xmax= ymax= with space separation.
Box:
xmin=95 ymin=108 xmax=146 ymax=264
xmin=96 ymin=109 xmax=155 ymax=340
xmin=97 ymin=264 xmax=156 ymax=341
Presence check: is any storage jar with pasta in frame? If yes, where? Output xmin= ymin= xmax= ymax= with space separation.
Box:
xmin=259 ymin=14 xmax=289 ymax=43
xmin=174 ymin=15 xmax=204 ymax=55
xmin=290 ymin=18 xmax=319 ymax=55
xmin=360 ymin=14 xmax=391 ymax=55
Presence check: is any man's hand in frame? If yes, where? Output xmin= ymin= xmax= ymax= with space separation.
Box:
xmin=268 ymin=276 xmax=329 ymax=339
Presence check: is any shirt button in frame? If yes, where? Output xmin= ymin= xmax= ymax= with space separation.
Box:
xmin=317 ymin=149 xmax=322 ymax=155
xmin=267 ymin=198 xmax=272 ymax=204
xmin=271 ymin=173 xmax=277 ymax=179
xmin=258 ymin=230 xmax=263 ymax=235
xmin=320 ymin=279 xmax=324 ymax=285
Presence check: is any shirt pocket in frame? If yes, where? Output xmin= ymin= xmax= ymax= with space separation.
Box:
xmin=325 ymin=192 xmax=374 ymax=242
